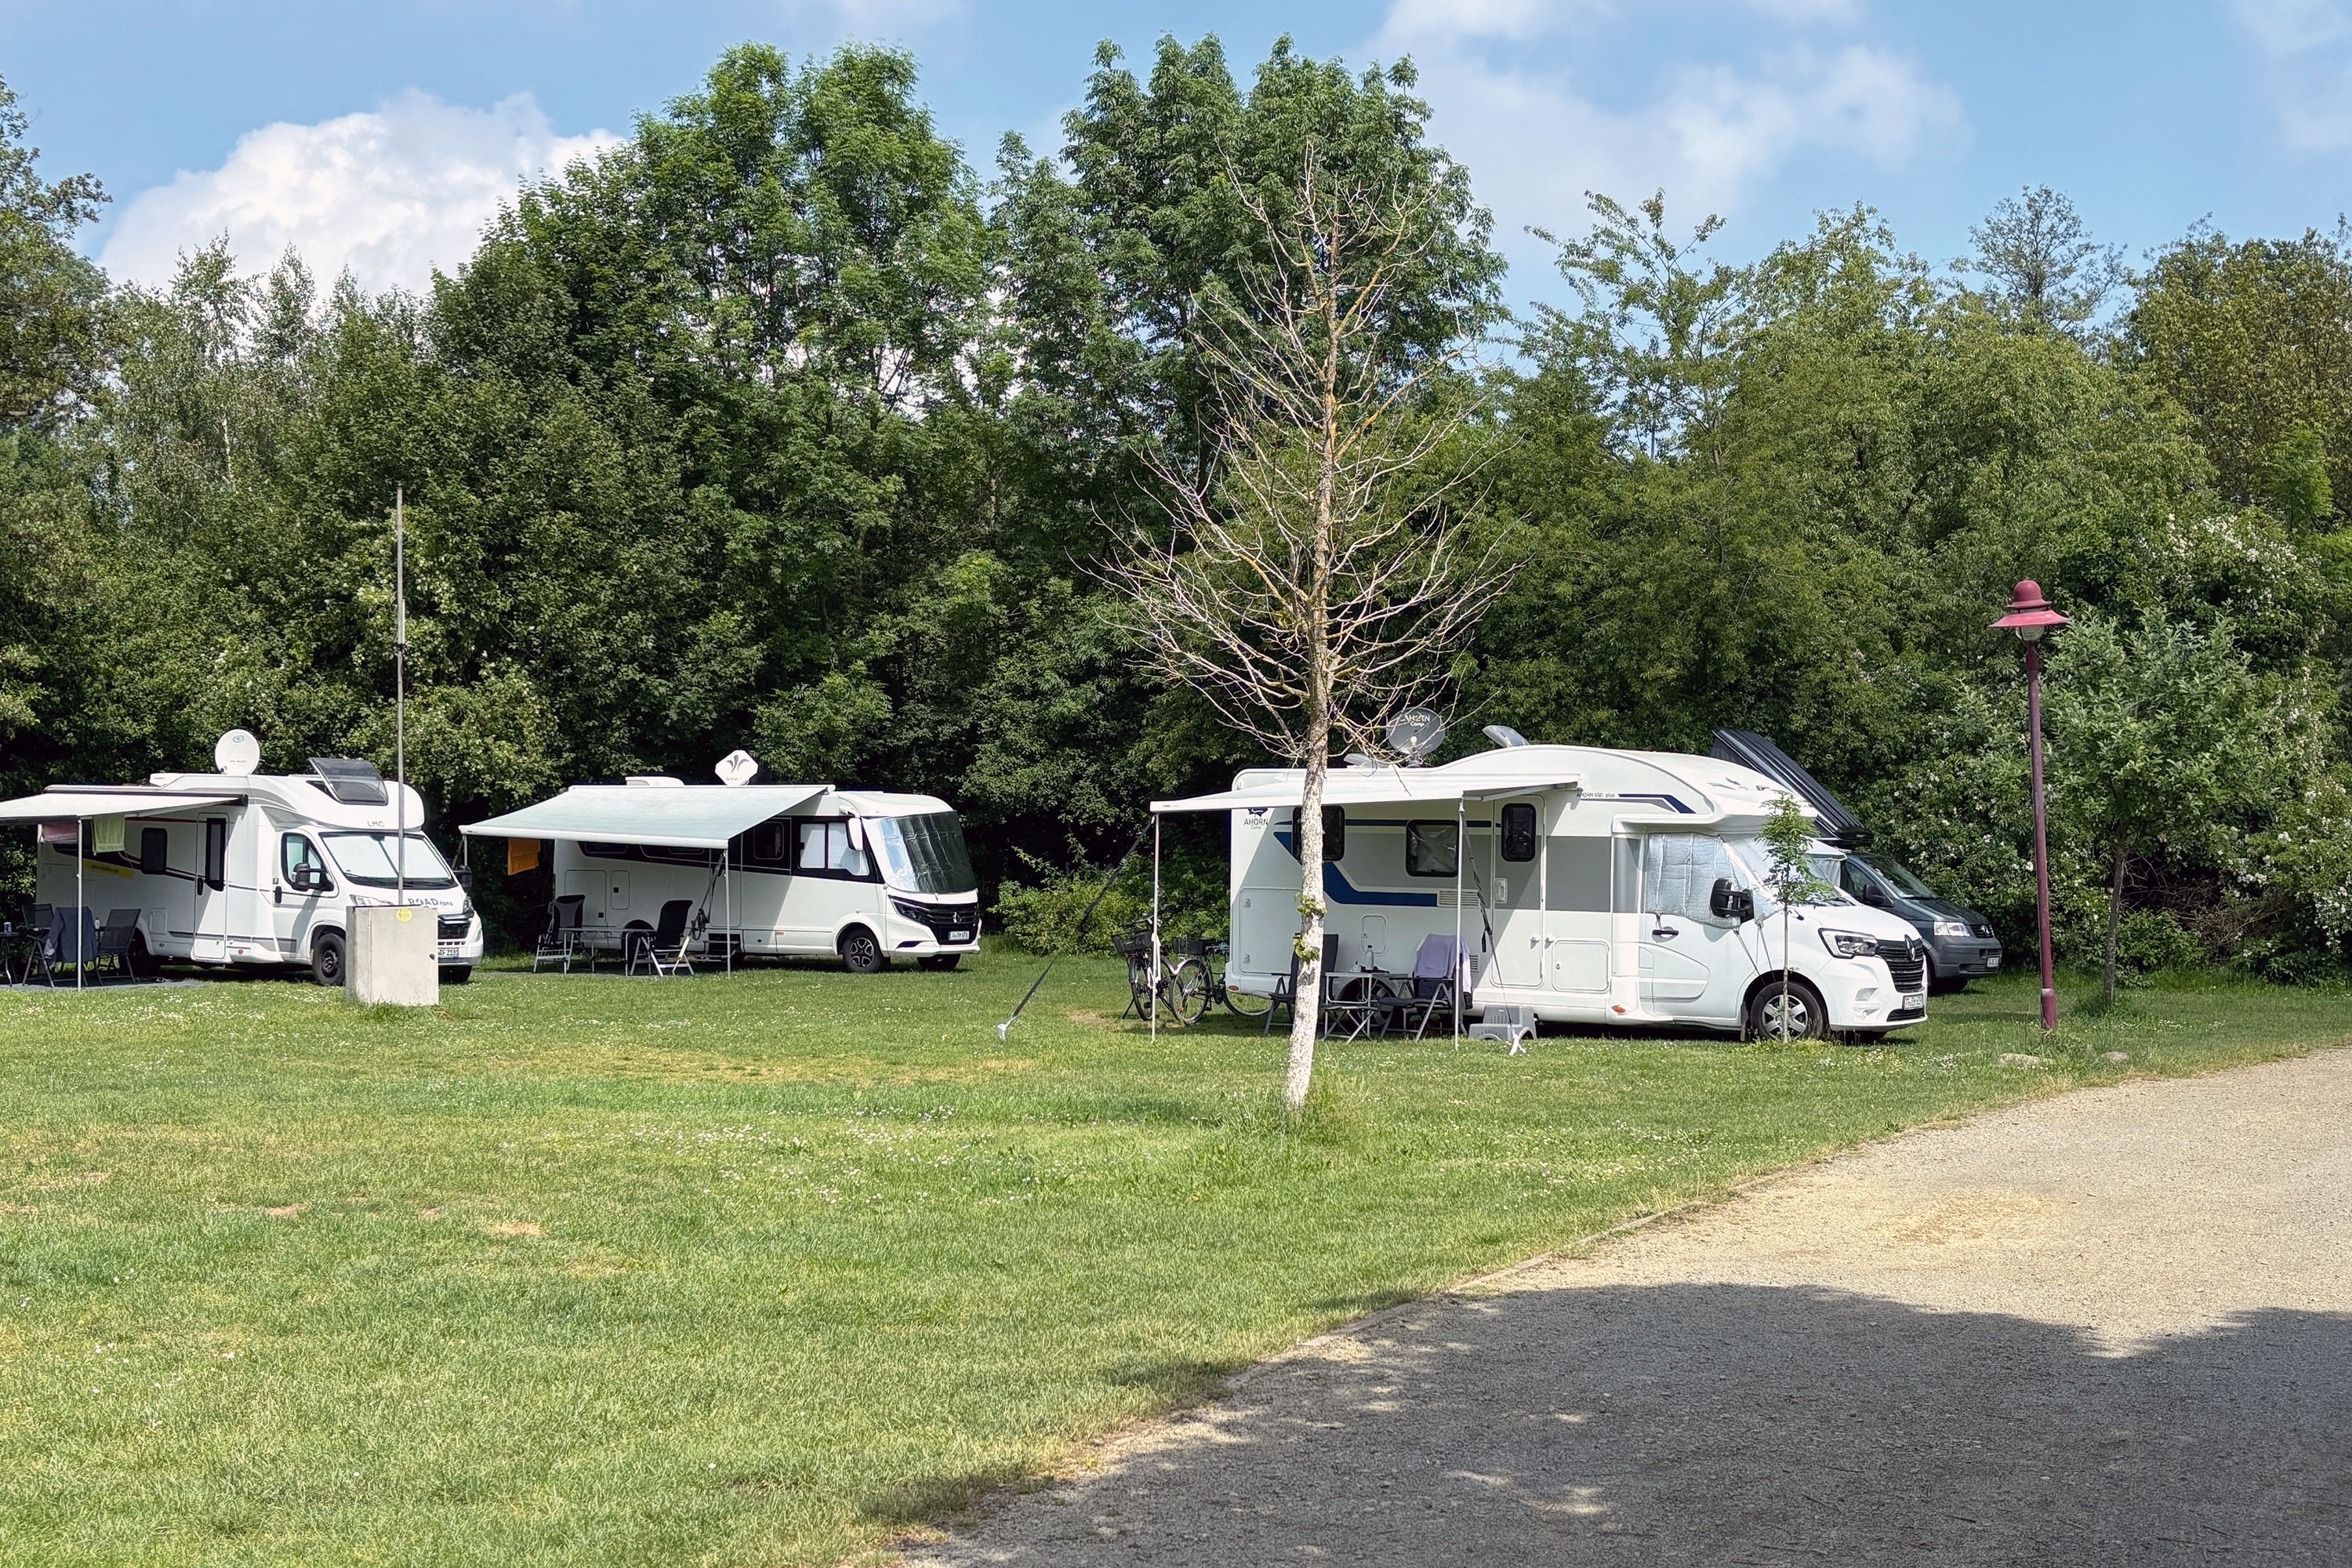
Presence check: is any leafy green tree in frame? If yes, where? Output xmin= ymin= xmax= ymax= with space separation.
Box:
xmin=2045 ymin=612 xmax=2307 ymax=1000
xmin=1961 ymin=185 xmax=2124 ymax=339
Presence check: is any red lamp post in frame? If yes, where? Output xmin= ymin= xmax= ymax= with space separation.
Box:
xmin=1992 ymin=581 xmax=2071 ymax=1032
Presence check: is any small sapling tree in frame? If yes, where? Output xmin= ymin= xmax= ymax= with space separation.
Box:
xmin=1759 ymin=793 xmax=1835 ymax=1040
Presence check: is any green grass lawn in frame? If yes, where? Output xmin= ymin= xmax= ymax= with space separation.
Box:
xmin=1 ymin=949 xmax=2343 ymax=1566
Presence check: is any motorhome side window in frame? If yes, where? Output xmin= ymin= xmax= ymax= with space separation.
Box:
xmin=797 ymin=820 xmax=872 ymax=880
xmin=203 ymin=818 xmax=227 ymax=890
xmin=140 ymin=827 xmax=169 ymax=875
xmin=281 ymin=835 xmax=328 ymax=890
xmin=1289 ymin=806 xmax=1344 ymax=860
xmin=1499 ymin=804 xmax=1537 ymax=862
xmin=1405 ymin=821 xmax=1458 ymax=877
xmin=1642 ymin=833 xmax=1738 ymax=924
xmin=746 ymin=821 xmax=791 ymax=866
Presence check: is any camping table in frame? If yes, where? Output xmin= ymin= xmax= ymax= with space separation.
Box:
xmin=1323 ymin=968 xmax=1406 ymax=1040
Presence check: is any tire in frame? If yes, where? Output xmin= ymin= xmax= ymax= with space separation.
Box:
xmin=840 ymin=927 xmax=887 ymax=975
xmin=916 ymin=953 xmax=961 ymax=972
xmin=1221 ymin=981 xmax=1272 ymax=1018
xmin=128 ymin=933 xmax=160 ymax=981
xmin=441 ymin=967 xmax=473 ymax=985
xmin=311 ymin=929 xmax=347 ymax=987
xmin=1926 ymin=957 xmax=1965 ymax=996
xmin=1844 ymin=1029 xmax=1889 ymax=1045
xmin=1746 ymin=976 xmax=1826 ymax=1041
xmin=1167 ymin=957 xmax=1211 ymax=1025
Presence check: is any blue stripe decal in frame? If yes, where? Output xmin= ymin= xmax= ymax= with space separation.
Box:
xmin=1273 ymin=831 xmax=1439 ymax=907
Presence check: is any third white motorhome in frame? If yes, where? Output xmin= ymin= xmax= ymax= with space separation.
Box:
xmin=1154 ymin=740 xmax=1929 ymax=1040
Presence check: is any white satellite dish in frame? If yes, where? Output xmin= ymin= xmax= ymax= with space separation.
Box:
xmin=714 ymin=749 xmax=760 ymax=788
xmin=1385 ymin=707 xmax=1446 ymax=766
xmin=214 ymin=728 xmax=261 ymax=778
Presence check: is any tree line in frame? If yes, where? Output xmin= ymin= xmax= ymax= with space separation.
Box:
xmin=2 ymin=40 xmax=2348 ymax=978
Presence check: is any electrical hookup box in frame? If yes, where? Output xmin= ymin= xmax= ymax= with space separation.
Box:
xmin=349 ymin=905 xmax=439 ymax=1007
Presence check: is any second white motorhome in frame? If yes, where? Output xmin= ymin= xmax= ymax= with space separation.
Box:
xmin=463 ymin=773 xmax=981 ymax=971
xmin=1154 ymin=740 xmax=1929 ymax=1040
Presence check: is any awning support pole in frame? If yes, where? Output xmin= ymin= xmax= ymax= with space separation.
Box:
xmin=1150 ymin=815 xmax=1162 ymax=1042
xmin=76 ymin=817 xmax=84 ymax=993
xmin=1453 ymin=800 xmax=1463 ymax=1041
xmin=724 ymin=849 xmax=732 ymax=975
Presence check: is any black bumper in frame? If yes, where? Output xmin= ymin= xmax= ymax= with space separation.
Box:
xmin=1930 ymin=937 xmax=2003 ymax=978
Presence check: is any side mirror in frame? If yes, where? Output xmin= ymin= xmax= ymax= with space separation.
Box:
xmin=845 ymin=817 xmax=867 ymax=852
xmin=1708 ymin=877 xmax=1746 ymax=922
xmin=456 ymin=867 xmax=474 ymax=890
xmin=1737 ymin=889 xmax=1757 ymax=923
xmin=1858 ymin=884 xmax=1888 ymax=908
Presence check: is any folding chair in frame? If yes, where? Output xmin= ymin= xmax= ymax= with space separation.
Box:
xmin=96 ymin=909 xmax=142 ymax=981
xmin=1380 ymin=934 xmax=1461 ymax=1040
xmin=50 ymin=907 xmax=98 ymax=985
xmin=1262 ymin=945 xmax=1300 ymax=1035
xmin=535 ymin=895 xmax=590 ymax=973
xmin=625 ymin=899 xmax=697 ymax=978
xmin=18 ymin=905 xmax=57 ymax=988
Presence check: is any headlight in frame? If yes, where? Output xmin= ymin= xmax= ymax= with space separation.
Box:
xmin=1931 ymin=920 xmax=1969 ymax=938
xmin=891 ymin=898 xmax=937 ymax=924
xmin=1820 ymin=929 xmax=1878 ymax=959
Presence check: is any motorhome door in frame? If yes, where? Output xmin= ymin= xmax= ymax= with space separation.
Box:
xmin=1635 ymin=833 xmax=1759 ymax=1025
xmin=191 ymin=815 xmax=231 ymax=961
xmin=270 ymin=828 xmax=332 ymax=960
xmin=1491 ymin=798 xmax=1544 ymax=987
xmin=1542 ymin=799 xmax=1613 ymax=994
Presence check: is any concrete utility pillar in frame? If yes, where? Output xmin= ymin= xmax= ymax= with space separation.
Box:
xmin=348 ymin=905 xmax=439 ymax=1006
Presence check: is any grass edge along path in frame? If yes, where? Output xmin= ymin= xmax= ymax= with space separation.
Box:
xmin=0 ymin=953 xmax=2340 ymax=1568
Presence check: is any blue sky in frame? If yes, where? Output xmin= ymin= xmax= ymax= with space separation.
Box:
xmin=2 ymin=0 xmax=2348 ymax=314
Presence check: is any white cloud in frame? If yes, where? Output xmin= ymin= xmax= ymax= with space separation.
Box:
xmin=1371 ymin=1 xmax=1961 ymax=260
xmin=100 ymin=91 xmax=618 ymax=295
xmin=2232 ymin=0 xmax=2352 ymax=149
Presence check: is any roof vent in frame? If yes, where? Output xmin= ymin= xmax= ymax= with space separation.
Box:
xmin=1482 ymin=724 xmax=1530 ymax=749
xmin=308 ymin=757 xmax=388 ymax=805
xmin=624 ymin=775 xmax=686 ymax=788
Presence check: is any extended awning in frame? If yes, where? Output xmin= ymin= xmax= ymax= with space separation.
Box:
xmin=0 ymin=787 xmax=246 ymax=823
xmin=459 ymin=783 xmax=828 ymax=851
xmin=1152 ymin=770 xmax=1583 ymax=815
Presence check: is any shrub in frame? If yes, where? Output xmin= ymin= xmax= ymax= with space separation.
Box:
xmin=996 ymin=849 xmax=1226 ymax=955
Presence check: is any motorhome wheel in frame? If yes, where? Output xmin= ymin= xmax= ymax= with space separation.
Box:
xmin=840 ymin=927 xmax=887 ymax=974
xmin=311 ymin=929 xmax=347 ymax=987
xmin=441 ymin=967 xmax=473 ymax=985
xmin=128 ymin=933 xmax=159 ymax=981
xmin=1746 ymin=977 xmax=1825 ymax=1041
xmin=916 ymin=953 xmax=960 ymax=972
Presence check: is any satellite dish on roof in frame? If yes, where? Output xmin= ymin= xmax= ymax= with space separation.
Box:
xmin=214 ymin=729 xmax=261 ymax=778
xmin=715 ymin=749 xmax=760 ymax=788
xmin=1386 ymin=707 xmax=1446 ymax=766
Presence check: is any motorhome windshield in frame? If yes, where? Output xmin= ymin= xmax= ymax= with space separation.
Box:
xmin=1723 ymin=837 xmax=1850 ymax=906
xmin=869 ymin=813 xmax=976 ymax=895
xmin=323 ymin=831 xmax=458 ymax=890
xmin=1855 ymin=853 xmax=1937 ymax=900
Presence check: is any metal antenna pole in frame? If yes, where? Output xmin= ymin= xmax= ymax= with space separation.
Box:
xmin=2027 ymin=637 xmax=2057 ymax=1032
xmin=394 ymin=487 xmax=408 ymax=907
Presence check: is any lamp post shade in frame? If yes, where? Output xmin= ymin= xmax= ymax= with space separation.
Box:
xmin=1991 ymin=580 xmax=2071 ymax=641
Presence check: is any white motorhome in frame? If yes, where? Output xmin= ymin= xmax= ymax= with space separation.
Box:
xmin=1155 ymin=741 xmax=1930 ymax=1040
xmin=463 ymin=772 xmax=980 ymax=972
xmin=0 ymin=732 xmax=485 ymax=983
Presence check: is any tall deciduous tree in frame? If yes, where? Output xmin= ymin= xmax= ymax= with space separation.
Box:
xmin=1109 ymin=149 xmax=1511 ymax=1109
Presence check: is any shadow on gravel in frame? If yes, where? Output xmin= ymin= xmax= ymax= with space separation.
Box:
xmin=916 ymin=1284 xmax=2352 ymax=1566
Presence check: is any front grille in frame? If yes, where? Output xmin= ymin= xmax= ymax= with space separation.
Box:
xmin=437 ymin=916 xmax=470 ymax=942
xmin=1877 ymin=938 xmax=1926 ymax=993
xmin=1969 ymin=923 xmax=1994 ymax=939
xmin=892 ymin=898 xmax=978 ymax=940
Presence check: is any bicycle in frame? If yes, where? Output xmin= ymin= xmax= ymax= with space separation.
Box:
xmin=1112 ymin=927 xmax=1211 ymax=1025
xmin=1204 ymin=940 xmax=1272 ymax=1019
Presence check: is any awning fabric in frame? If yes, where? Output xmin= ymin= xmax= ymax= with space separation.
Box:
xmin=0 ymin=789 xmax=245 ymax=824
xmin=1152 ymin=771 xmax=1582 ymax=815
xmin=460 ymin=784 xmax=827 ymax=850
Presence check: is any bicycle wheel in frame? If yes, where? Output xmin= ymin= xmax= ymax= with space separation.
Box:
xmin=1221 ymin=974 xmax=1272 ymax=1018
xmin=1167 ymin=957 xmax=1212 ymax=1025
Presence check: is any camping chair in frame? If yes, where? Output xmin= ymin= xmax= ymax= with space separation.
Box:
xmin=50 ymin=907 xmax=97 ymax=985
xmin=1379 ymin=934 xmax=1461 ymax=1040
xmin=625 ymin=899 xmax=696 ymax=978
xmin=535 ymin=895 xmax=590 ymax=973
xmin=96 ymin=909 xmax=141 ymax=981
xmin=1262 ymin=944 xmax=1300 ymax=1035
xmin=14 ymin=905 xmax=57 ymax=988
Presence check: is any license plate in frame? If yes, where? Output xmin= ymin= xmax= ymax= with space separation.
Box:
xmin=947 ymin=930 xmax=971 ymax=942
xmin=1900 ymin=992 xmax=1924 ymax=1011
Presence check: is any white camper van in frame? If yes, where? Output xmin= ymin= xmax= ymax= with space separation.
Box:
xmin=1156 ymin=741 xmax=1929 ymax=1040
xmin=463 ymin=773 xmax=980 ymax=972
xmin=1 ymin=731 xmax=485 ymax=984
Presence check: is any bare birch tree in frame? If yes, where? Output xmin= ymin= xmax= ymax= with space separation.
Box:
xmin=1108 ymin=147 xmax=1515 ymax=1111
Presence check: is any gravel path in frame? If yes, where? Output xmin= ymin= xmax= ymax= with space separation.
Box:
xmin=906 ymin=1048 xmax=2352 ymax=1566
